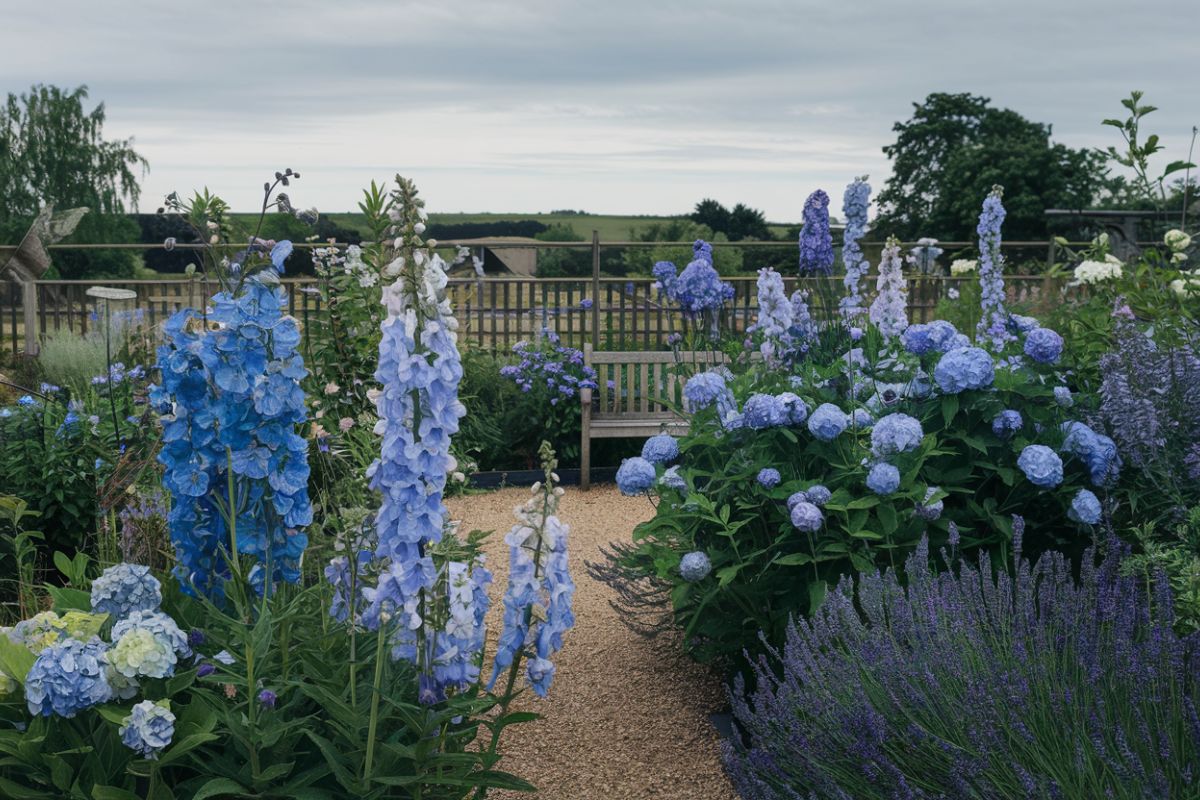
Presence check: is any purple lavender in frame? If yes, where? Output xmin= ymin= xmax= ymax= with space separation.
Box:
xmin=725 ymin=536 xmax=1200 ymax=798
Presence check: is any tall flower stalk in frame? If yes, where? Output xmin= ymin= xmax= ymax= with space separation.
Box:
xmin=798 ymin=190 xmax=834 ymax=276
xmin=976 ymin=185 xmax=1013 ymax=350
xmin=868 ymin=236 xmax=907 ymax=340
xmin=151 ymin=177 xmax=312 ymax=599
xmin=840 ymin=177 xmax=871 ymax=319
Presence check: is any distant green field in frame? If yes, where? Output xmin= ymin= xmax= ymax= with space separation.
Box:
xmin=318 ymin=212 xmax=795 ymax=242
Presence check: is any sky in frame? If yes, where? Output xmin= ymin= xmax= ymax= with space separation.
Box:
xmin=2 ymin=0 xmax=1197 ymax=219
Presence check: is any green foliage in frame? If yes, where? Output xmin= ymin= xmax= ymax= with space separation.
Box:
xmin=875 ymin=92 xmax=1106 ymax=242
xmin=0 ymin=496 xmax=43 ymax=622
xmin=0 ymin=84 xmax=147 ymax=279
xmin=621 ymin=219 xmax=744 ymax=275
xmin=690 ymin=199 xmax=773 ymax=241
xmin=611 ymin=331 xmax=1099 ymax=668
xmin=533 ymin=223 xmax=590 ymax=277
xmin=1101 ymin=91 xmax=1197 ymax=217
xmin=1123 ymin=506 xmax=1200 ymax=635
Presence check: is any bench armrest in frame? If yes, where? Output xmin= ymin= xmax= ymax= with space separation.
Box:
xmin=580 ymin=387 xmax=592 ymax=406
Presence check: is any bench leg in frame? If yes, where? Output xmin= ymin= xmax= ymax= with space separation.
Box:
xmin=581 ymin=412 xmax=591 ymax=491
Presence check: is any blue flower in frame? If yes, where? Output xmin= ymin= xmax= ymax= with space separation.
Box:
xmin=991 ymin=409 xmax=1023 ymax=439
xmin=776 ymin=392 xmax=810 ymax=425
xmin=790 ymin=501 xmax=824 ymax=532
xmin=839 ymin=178 xmax=871 ymax=317
xmin=666 ymin=257 xmax=733 ymax=315
xmin=975 ymin=187 xmax=1014 ymax=350
xmin=870 ymin=413 xmax=924 ymax=458
xmin=1023 ymin=326 xmax=1064 ymax=364
xmin=25 ymin=637 xmax=113 ymax=717
xmin=805 ymin=485 xmax=831 ymax=506
xmin=111 ymin=610 xmax=191 ymax=659
xmin=659 ymin=466 xmax=687 ymax=492
xmin=850 ymin=408 xmax=874 ymax=429
xmin=683 ymin=371 xmax=730 ymax=411
xmin=1068 ymin=489 xmax=1102 ymax=524
xmin=90 ymin=564 xmax=162 ymax=620
xmin=1060 ymin=421 xmax=1121 ymax=487
xmin=269 ymin=240 xmax=293 ymax=272
xmin=757 ymin=468 xmax=781 ymax=489
xmin=934 ymin=347 xmax=995 ymax=394
xmin=926 ymin=320 xmax=962 ymax=353
xmin=616 ymin=457 xmax=656 ymax=495
xmin=641 ymin=434 xmax=679 ymax=464
xmin=579 ymin=298 xmax=593 ymax=309
xmin=1054 ymin=386 xmax=1073 ymax=407
xmin=744 ymin=393 xmax=787 ymax=429
xmin=1018 ymin=444 xmax=1063 ymax=488
xmin=901 ymin=324 xmax=935 ymax=355
xmin=798 ymin=190 xmax=834 ymax=276
xmin=120 ymin=700 xmax=175 ymax=759
xmin=808 ymin=403 xmax=849 ymax=441
xmin=866 ymin=463 xmax=901 ymax=495
xmin=679 ymin=551 xmax=712 ymax=582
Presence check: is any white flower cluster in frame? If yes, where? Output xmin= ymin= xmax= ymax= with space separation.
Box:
xmin=950 ymin=259 xmax=977 ymax=276
xmin=1072 ymin=256 xmax=1123 ymax=285
xmin=1165 ymin=229 xmax=1191 ymax=265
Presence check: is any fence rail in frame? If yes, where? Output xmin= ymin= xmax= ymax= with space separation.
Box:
xmin=0 ymin=272 xmax=1073 ymax=360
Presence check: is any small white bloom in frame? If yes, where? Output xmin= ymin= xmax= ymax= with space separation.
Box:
xmin=1165 ymin=229 xmax=1192 ymax=252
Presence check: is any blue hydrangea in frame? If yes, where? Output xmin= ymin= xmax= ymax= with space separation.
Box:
xmin=757 ymin=468 xmax=781 ymax=489
xmin=744 ymin=393 xmax=787 ymax=429
xmin=666 ymin=256 xmax=733 ymax=315
xmin=926 ymin=320 xmax=962 ymax=353
xmin=934 ymin=347 xmax=995 ymax=394
xmin=120 ymin=700 xmax=175 ymax=759
xmin=25 ymin=637 xmax=113 ymax=717
xmin=679 ymin=551 xmax=712 ymax=582
xmin=1018 ymin=444 xmax=1063 ymax=489
xmin=111 ymin=610 xmax=191 ymax=659
xmin=616 ymin=457 xmax=656 ymax=495
xmin=1054 ymin=386 xmax=1074 ymax=408
xmin=901 ymin=324 xmax=935 ymax=355
xmin=659 ymin=466 xmax=687 ymax=492
xmin=90 ymin=563 xmax=162 ymax=620
xmin=808 ymin=403 xmax=849 ymax=441
xmin=798 ymin=190 xmax=834 ymax=276
xmin=991 ymin=409 xmax=1023 ymax=439
xmin=850 ymin=408 xmax=874 ymax=429
xmin=805 ymin=485 xmax=832 ymax=506
xmin=870 ymin=413 xmax=924 ymax=458
xmin=641 ymin=434 xmax=680 ymax=464
xmin=777 ymin=392 xmax=810 ymax=425
xmin=915 ymin=486 xmax=944 ymax=521
xmin=1023 ymin=326 xmax=1064 ymax=364
xmin=684 ymin=371 xmax=729 ymax=410
xmin=1068 ymin=488 xmax=1102 ymax=525
xmin=790 ymin=501 xmax=824 ymax=532
xmin=1061 ymin=421 xmax=1121 ymax=487
xmin=867 ymin=463 xmax=901 ymax=495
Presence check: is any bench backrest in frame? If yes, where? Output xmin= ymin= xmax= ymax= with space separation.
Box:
xmin=583 ymin=343 xmax=729 ymax=418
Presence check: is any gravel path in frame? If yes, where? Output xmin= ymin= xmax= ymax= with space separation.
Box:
xmin=446 ymin=485 xmax=737 ymax=800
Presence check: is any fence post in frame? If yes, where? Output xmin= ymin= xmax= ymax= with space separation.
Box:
xmin=590 ymin=230 xmax=600 ymax=346
xmin=21 ymin=280 xmax=39 ymax=357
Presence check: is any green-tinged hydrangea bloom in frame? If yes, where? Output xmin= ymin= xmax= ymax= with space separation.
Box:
xmin=109 ymin=628 xmax=177 ymax=679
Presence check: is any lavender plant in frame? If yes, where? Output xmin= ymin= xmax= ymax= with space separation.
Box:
xmin=724 ymin=533 xmax=1200 ymax=800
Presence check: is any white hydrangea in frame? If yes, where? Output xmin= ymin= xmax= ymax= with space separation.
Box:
xmin=950 ymin=259 xmax=977 ymax=276
xmin=1072 ymin=259 xmax=1123 ymax=285
xmin=1169 ymin=271 xmax=1200 ymax=297
xmin=1165 ymin=229 xmax=1192 ymax=252
xmin=108 ymin=628 xmax=177 ymax=679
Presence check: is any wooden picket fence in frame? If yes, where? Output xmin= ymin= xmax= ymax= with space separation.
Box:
xmin=0 ymin=273 xmax=1072 ymax=361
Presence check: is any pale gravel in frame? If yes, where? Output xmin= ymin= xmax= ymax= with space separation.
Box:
xmin=446 ymin=484 xmax=738 ymax=800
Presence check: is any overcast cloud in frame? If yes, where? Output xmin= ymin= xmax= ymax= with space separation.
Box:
xmin=2 ymin=0 xmax=1197 ymax=218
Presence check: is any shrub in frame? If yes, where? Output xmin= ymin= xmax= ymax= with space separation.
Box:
xmin=723 ymin=533 xmax=1200 ymax=799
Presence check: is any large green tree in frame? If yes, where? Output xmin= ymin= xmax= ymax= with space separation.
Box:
xmin=874 ymin=93 xmax=1105 ymax=242
xmin=0 ymin=84 xmax=147 ymax=278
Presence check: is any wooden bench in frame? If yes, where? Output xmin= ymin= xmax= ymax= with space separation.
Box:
xmin=579 ymin=344 xmax=729 ymax=490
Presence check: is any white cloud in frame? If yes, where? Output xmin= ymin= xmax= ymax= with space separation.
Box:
xmin=1 ymin=0 xmax=1196 ymax=218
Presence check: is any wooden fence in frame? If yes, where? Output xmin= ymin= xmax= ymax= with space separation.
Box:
xmin=0 ymin=272 xmax=1072 ymax=360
